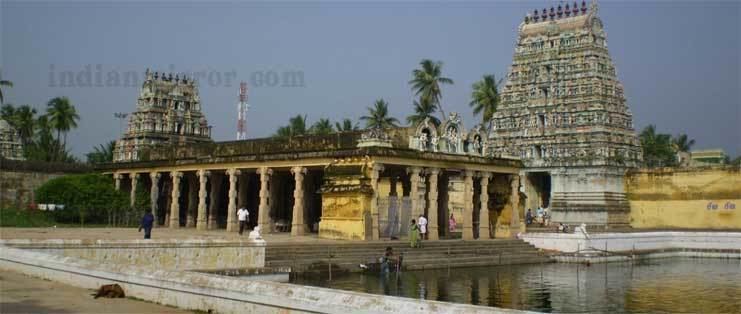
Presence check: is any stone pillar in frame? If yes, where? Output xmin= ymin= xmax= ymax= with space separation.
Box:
xmin=169 ymin=171 xmax=182 ymax=229
xmin=510 ymin=174 xmax=521 ymax=230
xmin=427 ymin=168 xmax=440 ymax=240
xmin=129 ymin=173 xmax=138 ymax=208
xmin=291 ymin=166 xmax=307 ymax=236
xmin=479 ymin=172 xmax=492 ymax=239
xmin=462 ymin=170 xmax=475 ymax=240
xmin=208 ymin=173 xmax=221 ymax=230
xmin=196 ymin=169 xmax=209 ymax=231
xmin=149 ymin=172 xmax=160 ymax=226
xmin=226 ymin=168 xmax=240 ymax=232
xmin=369 ymin=164 xmax=384 ymax=240
xmin=407 ymin=167 xmax=422 ymax=219
xmin=257 ymin=167 xmax=272 ymax=233
xmin=186 ymin=175 xmax=197 ymax=228
xmin=113 ymin=173 xmax=122 ymax=191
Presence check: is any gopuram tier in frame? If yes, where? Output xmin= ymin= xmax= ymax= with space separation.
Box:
xmin=488 ymin=1 xmax=642 ymax=228
xmin=114 ymin=69 xmax=212 ymax=162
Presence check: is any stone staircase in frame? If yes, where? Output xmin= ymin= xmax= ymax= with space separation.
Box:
xmin=265 ymin=239 xmax=551 ymax=274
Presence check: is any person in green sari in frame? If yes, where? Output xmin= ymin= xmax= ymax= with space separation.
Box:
xmin=409 ymin=219 xmax=421 ymax=248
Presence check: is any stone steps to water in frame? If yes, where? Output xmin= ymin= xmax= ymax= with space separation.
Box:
xmin=266 ymin=239 xmax=551 ymax=273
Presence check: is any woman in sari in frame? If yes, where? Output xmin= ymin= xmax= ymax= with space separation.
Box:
xmin=409 ymin=219 xmax=420 ymax=248
xmin=448 ymin=213 xmax=457 ymax=234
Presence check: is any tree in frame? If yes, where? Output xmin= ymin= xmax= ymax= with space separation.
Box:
xmin=639 ymin=125 xmax=676 ymax=167
xmin=35 ymin=174 xmax=128 ymax=226
xmin=0 ymin=78 xmax=12 ymax=105
xmin=86 ymin=140 xmax=116 ymax=164
xmin=273 ymin=114 xmax=308 ymax=137
xmin=469 ymin=74 xmax=502 ymax=124
xmin=406 ymin=99 xmax=440 ymax=126
xmin=360 ymin=99 xmax=399 ymax=129
xmin=309 ymin=118 xmax=334 ymax=135
xmin=1 ymin=103 xmax=16 ymax=121
xmin=13 ymin=105 xmax=37 ymax=146
xmin=409 ymin=59 xmax=454 ymax=120
xmin=335 ymin=119 xmax=359 ymax=132
xmin=672 ymin=134 xmax=695 ymax=153
xmin=46 ymin=97 xmax=80 ymax=152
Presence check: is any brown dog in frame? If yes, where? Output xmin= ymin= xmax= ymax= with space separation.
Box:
xmin=93 ymin=284 xmax=126 ymax=299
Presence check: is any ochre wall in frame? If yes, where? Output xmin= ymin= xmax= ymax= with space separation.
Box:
xmin=626 ymin=167 xmax=741 ymax=229
xmin=0 ymin=170 xmax=65 ymax=209
xmin=319 ymin=193 xmax=370 ymax=240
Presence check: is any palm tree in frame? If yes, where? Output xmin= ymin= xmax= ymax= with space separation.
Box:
xmin=406 ymin=99 xmax=440 ymax=126
xmin=46 ymin=97 xmax=80 ymax=151
xmin=288 ymin=115 xmax=307 ymax=136
xmin=0 ymin=78 xmax=12 ymax=105
xmin=274 ymin=126 xmax=292 ymax=137
xmin=409 ymin=59 xmax=454 ymax=120
xmin=13 ymin=105 xmax=37 ymax=146
xmin=639 ymin=125 xmax=676 ymax=167
xmin=334 ymin=118 xmax=359 ymax=132
xmin=86 ymin=140 xmax=116 ymax=164
xmin=672 ymin=134 xmax=695 ymax=152
xmin=469 ymin=74 xmax=502 ymax=124
xmin=1 ymin=103 xmax=16 ymax=121
xmin=360 ymin=99 xmax=399 ymax=129
xmin=310 ymin=118 xmax=334 ymax=135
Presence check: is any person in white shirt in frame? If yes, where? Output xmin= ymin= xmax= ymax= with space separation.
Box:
xmin=418 ymin=214 xmax=428 ymax=240
xmin=237 ymin=207 xmax=249 ymax=235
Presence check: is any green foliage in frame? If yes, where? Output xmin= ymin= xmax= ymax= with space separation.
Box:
xmin=469 ymin=74 xmax=502 ymax=124
xmin=639 ymin=125 xmax=677 ymax=167
xmin=46 ymin=96 xmax=80 ymax=151
xmin=35 ymin=173 xmax=128 ymax=225
xmin=273 ymin=114 xmax=308 ymax=137
xmin=2 ymin=103 xmax=79 ymax=162
xmin=409 ymin=59 xmax=454 ymax=119
xmin=360 ymin=99 xmax=399 ymax=129
xmin=334 ymin=118 xmax=359 ymax=132
xmin=0 ymin=208 xmax=56 ymax=227
xmin=134 ymin=180 xmax=151 ymax=213
xmin=309 ymin=118 xmax=334 ymax=135
xmin=672 ymin=133 xmax=695 ymax=153
xmin=86 ymin=140 xmax=116 ymax=164
xmin=406 ymin=98 xmax=440 ymax=126
xmin=0 ymin=77 xmax=12 ymax=104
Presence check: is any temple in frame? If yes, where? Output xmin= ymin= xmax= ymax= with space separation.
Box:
xmin=488 ymin=1 xmax=642 ymax=228
xmin=113 ymin=69 xmax=212 ymax=162
xmin=103 ymin=112 xmax=527 ymax=240
xmin=0 ymin=119 xmax=25 ymax=160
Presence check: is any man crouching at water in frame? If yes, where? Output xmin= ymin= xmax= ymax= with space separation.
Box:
xmin=138 ymin=211 xmax=154 ymax=239
xmin=380 ymin=246 xmax=397 ymax=274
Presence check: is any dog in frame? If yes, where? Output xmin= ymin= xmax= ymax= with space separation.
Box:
xmin=93 ymin=284 xmax=125 ymax=299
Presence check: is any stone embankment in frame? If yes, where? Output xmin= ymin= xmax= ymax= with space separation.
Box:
xmin=266 ymin=239 xmax=551 ymax=274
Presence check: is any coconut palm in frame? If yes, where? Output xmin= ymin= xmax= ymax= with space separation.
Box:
xmin=639 ymin=125 xmax=676 ymax=167
xmin=672 ymin=134 xmax=695 ymax=152
xmin=0 ymin=78 xmax=12 ymax=105
xmin=13 ymin=105 xmax=37 ymax=146
xmin=334 ymin=118 xmax=358 ymax=132
xmin=288 ymin=115 xmax=307 ymax=136
xmin=469 ymin=74 xmax=502 ymax=124
xmin=406 ymin=99 xmax=440 ymax=126
xmin=86 ymin=140 xmax=116 ymax=164
xmin=409 ymin=59 xmax=454 ymax=119
xmin=1 ymin=103 xmax=16 ymax=120
xmin=46 ymin=96 xmax=80 ymax=151
xmin=360 ymin=99 xmax=399 ymax=129
xmin=310 ymin=118 xmax=334 ymax=135
xmin=274 ymin=126 xmax=292 ymax=138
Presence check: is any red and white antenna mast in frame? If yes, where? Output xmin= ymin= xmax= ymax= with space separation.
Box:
xmin=236 ymin=82 xmax=249 ymax=140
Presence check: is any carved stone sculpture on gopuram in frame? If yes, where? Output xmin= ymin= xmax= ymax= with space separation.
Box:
xmin=113 ymin=69 xmax=212 ymax=162
xmin=488 ymin=0 xmax=642 ymax=228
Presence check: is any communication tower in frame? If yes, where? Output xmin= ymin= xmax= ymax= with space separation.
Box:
xmin=237 ymin=82 xmax=249 ymax=140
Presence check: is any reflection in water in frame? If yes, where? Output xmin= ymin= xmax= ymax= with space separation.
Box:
xmin=290 ymin=258 xmax=741 ymax=313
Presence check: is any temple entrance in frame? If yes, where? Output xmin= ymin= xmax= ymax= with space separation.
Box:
xmin=526 ymin=172 xmax=551 ymax=210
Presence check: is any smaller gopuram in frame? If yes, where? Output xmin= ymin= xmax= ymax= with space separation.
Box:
xmin=113 ymin=69 xmax=211 ymax=162
xmin=0 ymin=119 xmax=25 ymax=160
xmin=489 ymin=1 xmax=642 ymax=228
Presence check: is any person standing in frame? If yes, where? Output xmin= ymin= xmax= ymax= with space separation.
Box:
xmin=409 ymin=219 xmax=420 ymax=248
xmin=138 ymin=211 xmax=154 ymax=239
xmin=448 ymin=213 xmax=457 ymax=234
xmin=237 ymin=207 xmax=249 ymax=235
xmin=418 ymin=214 xmax=428 ymax=240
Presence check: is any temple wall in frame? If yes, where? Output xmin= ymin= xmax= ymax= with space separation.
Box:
xmin=626 ymin=167 xmax=741 ymax=229
xmin=318 ymin=193 xmax=371 ymax=240
xmin=549 ymin=167 xmax=630 ymax=227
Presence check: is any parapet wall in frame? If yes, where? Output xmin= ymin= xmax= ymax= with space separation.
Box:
xmin=625 ymin=167 xmax=741 ymax=229
xmin=0 ymin=158 xmax=91 ymax=209
xmin=0 ymin=246 xmax=518 ymax=314
xmin=0 ymin=239 xmax=265 ymax=271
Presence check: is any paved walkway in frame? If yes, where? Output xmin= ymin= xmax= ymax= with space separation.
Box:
xmin=0 ymin=270 xmax=190 ymax=314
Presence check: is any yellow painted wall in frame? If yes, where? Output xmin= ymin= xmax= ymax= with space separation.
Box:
xmin=626 ymin=167 xmax=741 ymax=229
xmin=319 ymin=193 xmax=371 ymax=240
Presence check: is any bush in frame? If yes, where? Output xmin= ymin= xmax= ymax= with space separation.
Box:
xmin=0 ymin=208 xmax=57 ymax=227
xmin=35 ymin=173 xmax=129 ymax=225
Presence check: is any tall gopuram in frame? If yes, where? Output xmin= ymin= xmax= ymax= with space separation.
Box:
xmin=114 ymin=69 xmax=212 ymax=162
xmin=488 ymin=1 xmax=642 ymax=228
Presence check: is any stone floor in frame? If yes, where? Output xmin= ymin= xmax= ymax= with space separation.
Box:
xmin=0 ymin=270 xmax=190 ymax=314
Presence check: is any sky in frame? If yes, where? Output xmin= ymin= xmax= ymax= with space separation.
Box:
xmin=1 ymin=0 xmax=739 ymax=158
